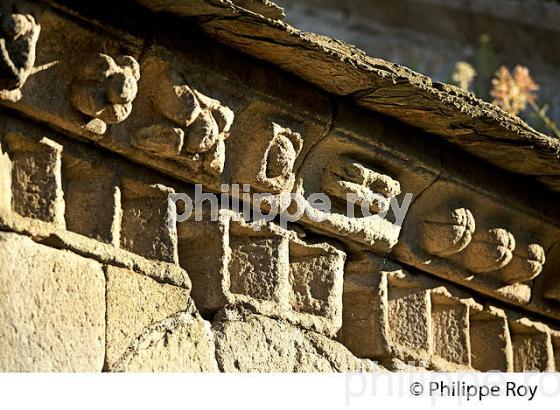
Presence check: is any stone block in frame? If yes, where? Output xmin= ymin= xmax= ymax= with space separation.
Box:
xmin=105 ymin=265 xmax=190 ymax=369
xmin=339 ymin=254 xmax=435 ymax=364
xmin=113 ymin=304 xmax=218 ymax=372
xmin=552 ymin=331 xmax=560 ymax=371
xmin=338 ymin=254 xmax=390 ymax=359
xmin=0 ymin=232 xmax=105 ymax=371
xmin=510 ymin=318 xmax=555 ymax=371
xmin=228 ymin=222 xmax=290 ymax=304
xmin=178 ymin=211 xmax=290 ymax=316
xmin=213 ymin=307 xmax=379 ymax=372
xmin=178 ymin=209 xmax=344 ymax=335
xmin=387 ymin=285 xmax=432 ymax=359
xmin=288 ymin=238 xmax=345 ymax=336
xmin=177 ymin=217 xmax=229 ymax=314
xmin=469 ymin=307 xmax=513 ymax=372
xmin=430 ymin=293 xmax=470 ymax=367
xmin=4 ymin=132 xmax=64 ymax=225
xmin=121 ymin=178 xmax=178 ymax=263
xmin=0 ymin=134 xmax=11 ymax=214
xmin=62 ymin=155 xmax=120 ymax=244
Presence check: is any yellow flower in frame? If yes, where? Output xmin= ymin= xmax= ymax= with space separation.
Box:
xmin=491 ymin=65 xmax=539 ymax=115
xmin=451 ymin=62 xmax=477 ymax=91
xmin=512 ymin=65 xmax=539 ymax=104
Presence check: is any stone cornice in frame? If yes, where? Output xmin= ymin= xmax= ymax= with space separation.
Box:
xmin=127 ymin=0 xmax=560 ymax=194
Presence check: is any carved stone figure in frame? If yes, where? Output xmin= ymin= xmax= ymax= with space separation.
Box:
xmin=132 ymin=60 xmax=234 ymax=176
xmin=70 ymin=53 xmax=140 ymax=133
xmin=0 ymin=10 xmax=40 ymax=102
xmin=254 ymin=123 xmax=302 ymax=192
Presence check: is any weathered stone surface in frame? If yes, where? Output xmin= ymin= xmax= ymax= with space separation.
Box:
xmin=62 ymin=155 xmax=120 ymax=245
xmin=383 ymin=358 xmax=428 ymax=372
xmin=231 ymin=118 xmax=302 ymax=194
xmin=0 ymin=0 xmax=559 ymax=375
xmin=0 ymin=115 xmax=192 ymax=289
xmin=394 ymin=172 xmax=560 ymax=319
xmin=295 ymin=103 xmax=441 ymax=254
xmin=4 ymin=132 xmax=65 ymax=226
xmin=131 ymin=55 xmax=234 ymax=177
xmin=552 ymin=331 xmax=560 ymax=371
xmin=213 ymin=307 xmax=379 ymax=372
xmin=136 ymin=0 xmax=285 ymax=20
xmin=337 ymin=253 xmax=542 ymax=371
xmin=121 ymin=179 xmax=179 ymax=263
xmin=105 ymin=265 xmax=190 ymax=369
xmin=338 ymin=254 xmax=390 ymax=359
xmin=431 ymin=294 xmax=470 ymax=367
xmin=0 ymin=232 xmax=105 ymax=371
xmin=70 ymin=53 xmax=140 ymax=128
xmin=288 ymin=238 xmax=345 ymax=335
xmin=113 ymin=304 xmax=218 ymax=372
xmin=388 ymin=287 xmax=431 ymax=359
xmin=509 ymin=318 xmax=555 ymax=372
xmin=469 ymin=307 xmax=513 ymax=372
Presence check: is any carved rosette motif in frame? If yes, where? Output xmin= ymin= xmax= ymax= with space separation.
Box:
xmin=419 ymin=207 xmax=475 ymax=257
xmin=463 ymin=228 xmax=516 ymax=273
xmin=0 ymin=10 xmax=40 ymax=102
xmin=70 ymin=53 xmax=140 ymax=134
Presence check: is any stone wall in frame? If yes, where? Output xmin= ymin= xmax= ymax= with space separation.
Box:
xmin=0 ymin=0 xmax=559 ymax=372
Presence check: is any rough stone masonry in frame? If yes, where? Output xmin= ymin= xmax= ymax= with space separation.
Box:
xmin=0 ymin=0 xmax=559 ymax=372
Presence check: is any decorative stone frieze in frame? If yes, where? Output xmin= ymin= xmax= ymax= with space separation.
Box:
xmin=322 ymin=156 xmax=401 ymax=215
xmin=0 ymin=0 xmax=559 ymax=374
xmin=0 ymin=113 xmax=190 ymax=288
xmin=295 ymin=104 xmax=441 ymax=254
xmin=463 ymin=228 xmax=516 ymax=273
xmin=232 ymin=120 xmax=302 ymax=193
xmin=394 ymin=168 xmax=560 ymax=319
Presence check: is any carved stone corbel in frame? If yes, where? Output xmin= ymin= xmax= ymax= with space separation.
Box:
xmin=418 ymin=206 xmax=546 ymax=285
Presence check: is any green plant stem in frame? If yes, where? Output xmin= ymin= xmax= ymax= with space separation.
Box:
xmin=528 ymin=100 xmax=560 ymax=139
